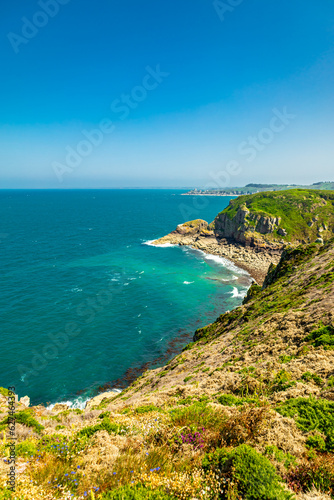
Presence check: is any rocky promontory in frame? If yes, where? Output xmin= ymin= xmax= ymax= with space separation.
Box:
xmin=153 ymin=189 xmax=334 ymax=284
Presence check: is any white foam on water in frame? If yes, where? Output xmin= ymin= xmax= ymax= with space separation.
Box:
xmin=46 ymin=389 xmax=123 ymax=411
xmin=183 ymin=281 xmax=194 ymax=284
xmin=230 ymin=287 xmax=247 ymax=299
xmin=143 ymin=240 xmax=177 ymax=248
xmin=47 ymin=398 xmax=87 ymax=411
xmin=202 ymin=252 xmax=248 ymax=275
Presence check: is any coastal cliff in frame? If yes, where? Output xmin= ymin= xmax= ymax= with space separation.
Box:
xmin=1 ymin=191 xmax=334 ymax=499
xmin=153 ymin=189 xmax=334 ymax=283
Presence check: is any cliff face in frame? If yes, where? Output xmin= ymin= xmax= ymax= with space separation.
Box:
xmin=215 ymin=189 xmax=334 ymax=247
xmin=214 ymin=205 xmax=283 ymax=247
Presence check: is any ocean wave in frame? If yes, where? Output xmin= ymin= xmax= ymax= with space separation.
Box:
xmin=47 ymin=398 xmax=88 ymax=411
xmin=204 ymin=254 xmax=247 ymax=273
xmin=183 ymin=281 xmax=194 ymax=284
xmin=46 ymin=389 xmax=123 ymax=411
xmin=230 ymin=286 xmax=247 ymax=299
xmin=143 ymin=240 xmax=177 ymax=248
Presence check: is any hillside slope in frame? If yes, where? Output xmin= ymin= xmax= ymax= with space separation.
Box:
xmin=1 ymin=239 xmax=334 ymax=499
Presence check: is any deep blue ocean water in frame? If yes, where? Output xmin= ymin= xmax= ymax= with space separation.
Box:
xmin=0 ymin=190 xmax=251 ymax=407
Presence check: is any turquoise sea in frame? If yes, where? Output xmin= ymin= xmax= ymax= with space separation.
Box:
xmin=0 ymin=190 xmax=251 ymax=407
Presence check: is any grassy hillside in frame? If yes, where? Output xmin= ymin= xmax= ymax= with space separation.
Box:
xmin=1 ymin=239 xmax=334 ymax=499
xmin=218 ymin=189 xmax=334 ymax=243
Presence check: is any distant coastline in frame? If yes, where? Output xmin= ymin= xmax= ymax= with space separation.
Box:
xmin=182 ymin=181 xmax=334 ymax=197
xmin=181 ymin=192 xmax=239 ymax=196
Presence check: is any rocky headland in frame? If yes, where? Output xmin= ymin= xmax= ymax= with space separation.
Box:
xmin=153 ymin=189 xmax=334 ymax=284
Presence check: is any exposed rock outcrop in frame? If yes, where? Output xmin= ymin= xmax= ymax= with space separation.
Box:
xmin=152 ymin=217 xmax=282 ymax=284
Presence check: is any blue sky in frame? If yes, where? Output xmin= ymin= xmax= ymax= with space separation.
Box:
xmin=0 ymin=0 xmax=333 ymax=188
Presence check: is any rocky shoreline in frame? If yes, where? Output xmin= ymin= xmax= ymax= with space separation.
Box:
xmin=152 ymin=220 xmax=282 ymax=284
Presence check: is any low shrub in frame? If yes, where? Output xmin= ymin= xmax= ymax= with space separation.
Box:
xmin=276 ymin=397 xmax=334 ymax=451
xmin=285 ymin=454 xmax=334 ymax=495
xmin=305 ymin=324 xmax=334 ymax=348
xmin=221 ymin=404 xmax=270 ymax=446
xmin=170 ymin=402 xmax=225 ymax=433
xmin=217 ymin=394 xmax=260 ymax=407
xmin=100 ymin=484 xmax=176 ymax=499
xmin=264 ymin=445 xmax=297 ymax=469
xmin=305 ymin=433 xmax=326 ymax=451
xmin=0 ymin=410 xmax=44 ymax=434
xmin=78 ymin=418 xmax=127 ymax=438
xmin=270 ymin=370 xmax=296 ymax=393
xmin=98 ymin=411 xmax=111 ymax=419
xmin=134 ymin=405 xmax=160 ymax=414
xmin=16 ymin=439 xmax=38 ymax=458
xmin=173 ymin=428 xmax=206 ymax=450
xmin=301 ymin=372 xmax=324 ymax=386
xmin=202 ymin=444 xmax=294 ymax=499
xmin=38 ymin=433 xmax=89 ymax=460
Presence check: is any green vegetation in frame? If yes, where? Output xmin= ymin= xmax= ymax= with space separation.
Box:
xmin=170 ymin=402 xmax=225 ymax=433
xmin=202 ymin=444 xmax=294 ymax=499
xmin=217 ymin=189 xmax=334 ymax=243
xmin=264 ymin=446 xmax=297 ymax=469
xmin=306 ymin=434 xmax=326 ymax=451
xmin=134 ymin=404 xmax=161 ymax=414
xmin=243 ymin=282 xmax=262 ymax=304
xmin=98 ymin=411 xmax=111 ymax=419
xmin=285 ymin=454 xmax=334 ymax=495
xmin=0 ymin=409 xmax=44 ymax=434
xmin=217 ymin=394 xmax=260 ymax=406
xmin=301 ymin=372 xmax=324 ymax=386
xmin=100 ymin=485 xmax=176 ymax=499
xmin=276 ymin=397 xmax=334 ymax=451
xmin=305 ymin=323 xmax=334 ymax=348
xmin=78 ymin=417 xmax=127 ymax=438
xmin=16 ymin=439 xmax=38 ymax=458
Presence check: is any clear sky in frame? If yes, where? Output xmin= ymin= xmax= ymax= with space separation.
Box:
xmin=0 ymin=0 xmax=333 ymax=188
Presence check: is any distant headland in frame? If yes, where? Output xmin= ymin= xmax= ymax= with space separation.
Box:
xmin=182 ymin=181 xmax=334 ymax=196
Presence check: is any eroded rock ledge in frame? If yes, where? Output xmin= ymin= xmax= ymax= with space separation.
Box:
xmin=152 ymin=219 xmax=282 ymax=284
